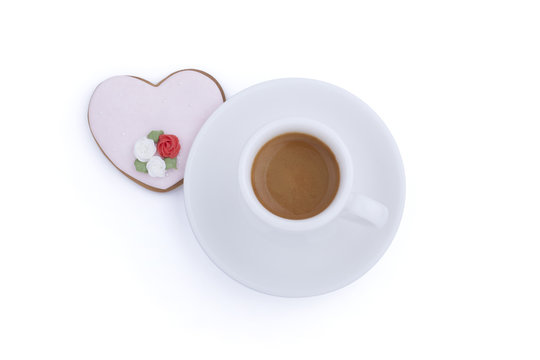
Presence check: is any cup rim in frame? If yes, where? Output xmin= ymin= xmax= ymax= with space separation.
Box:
xmin=238 ymin=117 xmax=353 ymax=231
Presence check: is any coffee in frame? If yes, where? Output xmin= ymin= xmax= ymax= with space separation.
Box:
xmin=251 ymin=132 xmax=340 ymax=220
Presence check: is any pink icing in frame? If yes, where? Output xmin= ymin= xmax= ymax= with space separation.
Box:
xmin=88 ymin=70 xmax=224 ymax=190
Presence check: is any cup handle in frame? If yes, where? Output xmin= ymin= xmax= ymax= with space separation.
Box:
xmin=341 ymin=193 xmax=389 ymax=228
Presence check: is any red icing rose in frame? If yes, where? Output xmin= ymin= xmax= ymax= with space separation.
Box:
xmin=157 ymin=134 xmax=180 ymax=158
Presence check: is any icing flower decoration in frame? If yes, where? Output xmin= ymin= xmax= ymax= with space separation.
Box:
xmin=146 ymin=156 xmax=166 ymax=178
xmin=133 ymin=137 xmax=156 ymax=162
xmin=157 ymin=134 xmax=181 ymax=158
xmin=133 ymin=130 xmax=179 ymax=177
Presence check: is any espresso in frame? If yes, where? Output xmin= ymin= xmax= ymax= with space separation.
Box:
xmin=251 ymin=132 xmax=340 ymax=220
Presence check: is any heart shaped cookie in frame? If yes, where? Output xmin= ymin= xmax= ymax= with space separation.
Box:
xmin=88 ymin=69 xmax=225 ymax=192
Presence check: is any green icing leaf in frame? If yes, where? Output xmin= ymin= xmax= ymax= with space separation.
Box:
xmin=134 ymin=159 xmax=148 ymax=173
xmin=164 ymin=157 xmax=177 ymax=169
xmin=147 ymin=130 xmax=164 ymax=143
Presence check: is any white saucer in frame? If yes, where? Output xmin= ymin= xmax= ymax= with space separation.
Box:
xmin=184 ymin=79 xmax=405 ymax=297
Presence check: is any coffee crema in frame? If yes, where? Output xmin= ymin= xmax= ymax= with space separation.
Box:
xmin=251 ymin=132 xmax=340 ymax=220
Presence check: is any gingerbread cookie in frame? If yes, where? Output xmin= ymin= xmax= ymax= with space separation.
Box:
xmin=88 ymin=69 xmax=225 ymax=192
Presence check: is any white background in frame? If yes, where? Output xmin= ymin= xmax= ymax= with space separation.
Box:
xmin=1 ymin=0 xmax=539 ymax=359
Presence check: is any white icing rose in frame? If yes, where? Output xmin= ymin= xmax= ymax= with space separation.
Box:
xmin=133 ymin=137 xmax=156 ymax=162
xmin=146 ymin=156 xmax=166 ymax=177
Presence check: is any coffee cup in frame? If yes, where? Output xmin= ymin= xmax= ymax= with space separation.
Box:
xmin=238 ymin=118 xmax=388 ymax=231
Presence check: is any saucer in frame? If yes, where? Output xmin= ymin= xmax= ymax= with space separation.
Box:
xmin=184 ymin=78 xmax=405 ymax=297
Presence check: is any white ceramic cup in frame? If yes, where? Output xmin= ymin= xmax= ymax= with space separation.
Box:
xmin=239 ymin=118 xmax=388 ymax=232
